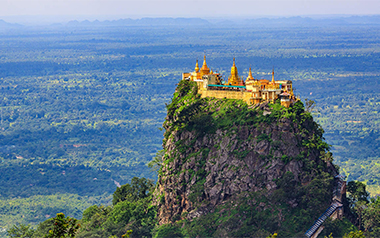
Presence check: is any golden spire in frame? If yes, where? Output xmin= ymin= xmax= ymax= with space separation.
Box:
xmin=247 ymin=66 xmax=253 ymax=80
xmin=201 ymin=55 xmax=209 ymax=70
xmin=228 ymin=58 xmax=240 ymax=85
xmin=200 ymin=55 xmax=210 ymax=76
xmin=195 ymin=59 xmax=199 ymax=73
xmin=231 ymin=58 xmax=238 ymax=76
xmin=272 ymin=67 xmax=275 ymax=83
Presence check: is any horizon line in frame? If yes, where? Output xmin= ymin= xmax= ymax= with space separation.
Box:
xmin=2 ymin=14 xmax=380 ymax=26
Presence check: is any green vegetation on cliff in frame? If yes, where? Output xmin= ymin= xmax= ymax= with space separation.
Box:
xmin=154 ymin=80 xmax=337 ymax=237
xmin=152 ymin=80 xmax=380 ymax=237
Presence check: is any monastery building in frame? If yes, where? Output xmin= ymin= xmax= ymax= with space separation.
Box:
xmin=182 ymin=56 xmax=297 ymax=108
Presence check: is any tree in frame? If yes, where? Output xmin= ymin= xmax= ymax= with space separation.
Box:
xmin=153 ymin=224 xmax=183 ymax=238
xmin=266 ymin=233 xmax=278 ymax=238
xmin=347 ymin=181 xmax=369 ymax=204
xmin=47 ymin=213 xmax=80 ymax=238
xmin=343 ymin=230 xmax=365 ymax=238
xmin=320 ymin=218 xmax=357 ymax=237
xmin=362 ymin=196 xmax=380 ymax=235
xmin=33 ymin=218 xmax=55 ymax=238
xmin=148 ymin=149 xmax=165 ymax=173
xmin=346 ymin=181 xmax=370 ymax=231
xmin=7 ymin=224 xmax=34 ymax=238
xmin=75 ymin=205 xmax=112 ymax=238
xmin=112 ymin=177 xmax=154 ymax=205
xmin=320 ymin=151 xmax=333 ymax=162
xmin=304 ymin=98 xmax=316 ymax=113
xmin=353 ymin=201 xmax=367 ymax=231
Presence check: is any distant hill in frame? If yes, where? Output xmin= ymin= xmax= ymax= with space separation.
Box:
xmin=240 ymin=15 xmax=380 ymax=26
xmin=0 ymin=19 xmax=22 ymax=28
xmin=63 ymin=15 xmax=380 ymax=28
xmin=2 ymin=15 xmax=380 ymax=28
xmin=343 ymin=15 xmax=380 ymax=24
xmin=66 ymin=17 xmax=210 ymax=27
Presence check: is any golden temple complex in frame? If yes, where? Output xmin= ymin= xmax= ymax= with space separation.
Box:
xmin=182 ymin=56 xmax=297 ymax=108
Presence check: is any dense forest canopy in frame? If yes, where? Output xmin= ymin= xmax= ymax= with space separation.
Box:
xmin=0 ymin=19 xmax=379 ymax=234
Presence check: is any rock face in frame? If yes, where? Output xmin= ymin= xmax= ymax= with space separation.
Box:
xmin=154 ymin=80 xmax=336 ymax=236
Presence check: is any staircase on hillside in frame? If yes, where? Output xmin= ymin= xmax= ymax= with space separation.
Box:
xmin=304 ymin=172 xmax=346 ymax=238
xmin=304 ymin=202 xmax=343 ymax=238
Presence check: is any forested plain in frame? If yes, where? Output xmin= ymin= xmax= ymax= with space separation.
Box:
xmin=0 ymin=18 xmax=379 ymax=235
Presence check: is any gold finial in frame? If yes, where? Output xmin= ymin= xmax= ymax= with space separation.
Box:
xmin=202 ymin=55 xmax=208 ymax=68
xmin=228 ymin=57 xmax=239 ymax=85
xmin=247 ymin=66 xmax=253 ymax=80
xmin=200 ymin=55 xmax=210 ymax=76
xmin=195 ymin=59 xmax=199 ymax=72
xmin=231 ymin=58 xmax=237 ymax=74
xmin=272 ymin=67 xmax=275 ymax=83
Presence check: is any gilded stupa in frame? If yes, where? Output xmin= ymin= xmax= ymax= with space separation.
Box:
xmin=228 ymin=58 xmax=243 ymax=86
xmin=199 ymin=55 xmax=210 ymax=76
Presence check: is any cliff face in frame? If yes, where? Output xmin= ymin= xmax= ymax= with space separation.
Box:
xmin=154 ymin=80 xmax=336 ymax=236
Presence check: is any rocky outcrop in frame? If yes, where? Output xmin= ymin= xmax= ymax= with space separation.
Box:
xmin=153 ymin=80 xmax=336 ymax=235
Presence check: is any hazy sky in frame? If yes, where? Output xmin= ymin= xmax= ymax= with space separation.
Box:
xmin=1 ymin=0 xmax=379 ymax=22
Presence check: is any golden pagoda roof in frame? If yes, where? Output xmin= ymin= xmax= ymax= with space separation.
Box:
xmin=201 ymin=55 xmax=209 ymax=71
xmin=195 ymin=60 xmax=199 ymax=72
xmin=228 ymin=58 xmax=241 ymax=85
xmin=247 ymin=66 xmax=254 ymax=80
xmin=230 ymin=58 xmax=238 ymax=76
xmin=200 ymin=55 xmax=210 ymax=75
